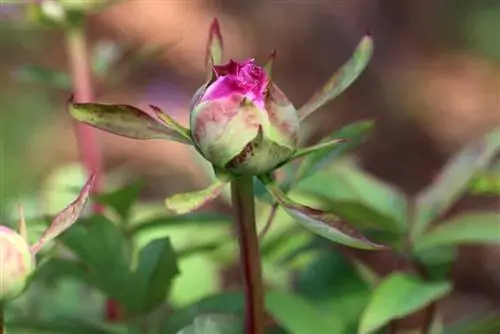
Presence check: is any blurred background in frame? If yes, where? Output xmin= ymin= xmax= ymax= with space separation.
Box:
xmin=0 ymin=0 xmax=499 ymax=332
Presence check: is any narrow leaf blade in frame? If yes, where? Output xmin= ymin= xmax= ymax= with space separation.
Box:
xmin=359 ymin=273 xmax=452 ymax=334
xmin=290 ymin=139 xmax=346 ymax=161
xmin=413 ymin=212 xmax=500 ymax=253
xmin=165 ymin=181 xmax=225 ymax=215
xmin=264 ymin=50 xmax=277 ymax=78
xmin=261 ymin=175 xmax=387 ymax=250
xmin=30 ymin=174 xmax=94 ymax=254
xmin=413 ymin=129 xmax=500 ymax=238
xmin=68 ymin=97 xmax=192 ymax=144
xmin=299 ymin=35 xmax=373 ymax=120
xmin=205 ymin=19 xmax=224 ymax=79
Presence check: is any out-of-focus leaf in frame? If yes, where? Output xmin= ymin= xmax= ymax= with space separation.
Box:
xmin=261 ymin=175 xmax=387 ymax=250
xmin=413 ymin=213 xmax=500 ymax=253
xmin=14 ymin=65 xmax=71 ymax=90
xmin=290 ymin=139 xmax=346 ymax=161
xmin=58 ymin=215 xmax=135 ymax=307
xmin=296 ymin=250 xmax=371 ymax=334
xmin=467 ymin=171 xmax=500 ymax=195
xmin=7 ymin=317 xmax=126 ymax=334
xmin=413 ymin=129 xmax=500 ymax=239
xmin=131 ymin=237 xmax=179 ymax=314
xmin=445 ymin=314 xmax=500 ymax=334
xmin=176 ymin=314 xmax=242 ymax=334
xmin=265 ymin=291 xmax=337 ymax=334
xmin=95 ymin=180 xmax=144 ymax=222
xmin=296 ymin=165 xmax=407 ymax=233
xmin=165 ymin=181 xmax=225 ymax=215
xmin=163 ymin=292 xmax=245 ymax=333
xmin=293 ymin=120 xmax=374 ymax=183
xmin=68 ymin=98 xmax=192 ymax=144
xmin=359 ymin=273 xmax=452 ymax=334
xmin=264 ymin=50 xmax=277 ymax=78
xmin=299 ymin=35 xmax=373 ymax=121
xmin=205 ymin=19 xmax=224 ymax=79
xmin=414 ymin=246 xmax=457 ymax=281
xmin=92 ymin=40 xmax=122 ymax=78
xmin=129 ymin=213 xmax=232 ymax=236
xmin=31 ymin=174 xmax=95 ymax=254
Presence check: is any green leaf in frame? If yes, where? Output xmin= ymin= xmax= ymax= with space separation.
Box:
xmin=14 ymin=64 xmax=71 ymax=90
xmin=129 ymin=212 xmax=232 ymax=236
xmin=289 ymin=139 xmax=346 ymax=162
xmin=31 ymin=174 xmax=95 ymax=254
xmin=359 ymin=273 xmax=452 ymax=334
xmin=58 ymin=215 xmax=135 ymax=308
xmin=260 ymin=175 xmax=387 ymax=250
xmin=413 ymin=129 xmax=500 ymax=238
xmin=299 ymin=35 xmax=374 ymax=121
xmin=95 ymin=180 xmax=144 ymax=222
xmin=68 ymin=98 xmax=192 ymax=144
xmin=165 ymin=181 xmax=226 ymax=215
xmin=413 ymin=213 xmax=500 ymax=253
xmin=132 ymin=237 xmax=179 ymax=313
xmin=7 ymin=317 xmax=125 ymax=334
xmin=445 ymin=314 xmax=500 ymax=334
xmin=264 ymin=50 xmax=277 ymax=78
xmin=296 ymin=165 xmax=407 ymax=234
xmin=176 ymin=315 xmax=242 ymax=334
xmin=91 ymin=40 xmax=122 ymax=78
xmin=163 ymin=292 xmax=245 ymax=333
xmin=293 ymin=120 xmax=374 ymax=183
xmin=265 ymin=291 xmax=337 ymax=334
xmin=205 ymin=19 xmax=224 ymax=80
xmin=467 ymin=171 xmax=500 ymax=195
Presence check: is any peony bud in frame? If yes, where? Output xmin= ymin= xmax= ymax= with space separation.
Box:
xmin=190 ymin=59 xmax=300 ymax=175
xmin=0 ymin=226 xmax=35 ymax=301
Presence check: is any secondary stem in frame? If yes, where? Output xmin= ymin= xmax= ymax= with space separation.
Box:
xmin=65 ymin=23 xmax=104 ymax=213
xmin=231 ymin=176 xmax=265 ymax=334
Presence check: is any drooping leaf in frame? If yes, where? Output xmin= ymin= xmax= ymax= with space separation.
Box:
xmin=413 ymin=212 xmax=500 ymax=253
xmin=412 ymin=129 xmax=500 ymax=239
xmin=14 ymin=64 xmax=71 ymax=90
xmin=131 ymin=237 xmax=179 ymax=314
xmin=296 ymin=165 xmax=407 ymax=234
xmin=165 ymin=181 xmax=226 ymax=215
xmin=264 ymin=50 xmax=277 ymax=78
xmin=205 ymin=18 xmax=224 ymax=80
xmin=149 ymin=105 xmax=192 ymax=141
xmin=289 ymin=139 xmax=346 ymax=162
xmin=129 ymin=212 xmax=232 ymax=236
xmin=260 ymin=175 xmax=387 ymax=250
xmin=176 ymin=314 xmax=242 ymax=334
xmin=359 ymin=273 xmax=452 ymax=334
xmin=265 ymin=291 xmax=337 ymax=334
xmin=95 ymin=180 xmax=144 ymax=222
xmin=293 ymin=120 xmax=374 ymax=183
xmin=30 ymin=174 xmax=95 ymax=254
xmin=299 ymin=35 xmax=374 ymax=121
xmin=68 ymin=97 xmax=192 ymax=144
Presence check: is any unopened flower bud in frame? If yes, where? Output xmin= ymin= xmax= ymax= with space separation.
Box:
xmin=0 ymin=226 xmax=35 ymax=301
xmin=190 ymin=59 xmax=300 ymax=175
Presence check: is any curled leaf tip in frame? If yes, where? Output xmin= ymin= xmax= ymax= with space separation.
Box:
xmin=209 ymin=18 xmax=223 ymax=44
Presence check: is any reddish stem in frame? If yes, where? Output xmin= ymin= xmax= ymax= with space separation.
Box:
xmin=231 ymin=176 xmax=265 ymax=334
xmin=65 ymin=26 xmax=104 ymax=213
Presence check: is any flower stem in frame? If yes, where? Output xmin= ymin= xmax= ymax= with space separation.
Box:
xmin=65 ymin=23 xmax=103 ymax=213
xmin=230 ymin=176 xmax=265 ymax=334
xmin=0 ymin=302 xmax=5 ymax=334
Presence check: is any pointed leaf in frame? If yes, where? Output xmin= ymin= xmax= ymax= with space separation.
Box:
xmin=359 ymin=273 xmax=452 ymax=334
xmin=293 ymin=120 xmax=374 ymax=183
xmin=132 ymin=237 xmax=179 ymax=313
xmin=165 ymin=181 xmax=225 ymax=215
xmin=412 ymin=129 xmax=500 ymax=239
xmin=299 ymin=35 xmax=373 ymax=121
xmin=264 ymin=50 xmax=277 ymax=78
xmin=149 ymin=105 xmax=192 ymax=141
xmin=289 ymin=139 xmax=346 ymax=161
xmin=260 ymin=175 xmax=387 ymax=250
xmin=68 ymin=97 xmax=192 ymax=144
xmin=176 ymin=314 xmax=242 ymax=334
xmin=413 ymin=213 xmax=500 ymax=253
xmin=30 ymin=174 xmax=94 ymax=254
xmin=205 ymin=19 xmax=224 ymax=80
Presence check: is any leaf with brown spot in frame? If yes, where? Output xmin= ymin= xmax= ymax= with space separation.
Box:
xmin=68 ymin=96 xmax=192 ymax=144
xmin=259 ymin=174 xmax=387 ymax=250
xmin=30 ymin=174 xmax=95 ymax=254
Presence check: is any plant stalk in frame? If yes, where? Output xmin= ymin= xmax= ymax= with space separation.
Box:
xmin=65 ymin=24 xmax=103 ymax=213
xmin=231 ymin=176 xmax=265 ymax=334
xmin=0 ymin=302 xmax=5 ymax=334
